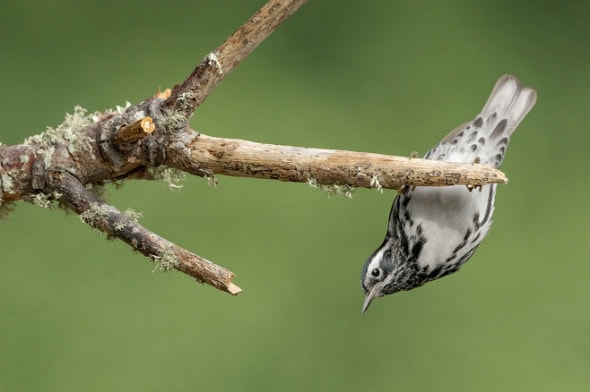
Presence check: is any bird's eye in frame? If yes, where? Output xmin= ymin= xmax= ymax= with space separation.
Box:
xmin=371 ymin=268 xmax=381 ymax=278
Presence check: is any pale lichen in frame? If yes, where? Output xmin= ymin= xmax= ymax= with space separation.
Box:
xmin=113 ymin=102 xmax=132 ymax=115
xmin=32 ymin=191 xmax=62 ymax=209
xmin=79 ymin=202 xmax=109 ymax=227
xmin=307 ymin=177 xmax=355 ymax=199
xmin=159 ymin=109 xmax=189 ymax=134
xmin=206 ymin=52 xmax=224 ymax=75
xmin=205 ymin=174 xmax=218 ymax=188
xmin=32 ymin=193 xmax=52 ymax=208
xmin=132 ymin=110 xmax=146 ymax=121
xmin=42 ymin=145 xmax=55 ymax=168
xmin=159 ymin=91 xmax=198 ymax=130
xmin=123 ymin=208 xmax=143 ymax=223
xmin=24 ymin=105 xmax=95 ymax=167
xmin=1 ymin=173 xmax=14 ymax=194
xmin=84 ymin=182 xmax=107 ymax=199
xmin=151 ymin=248 xmax=180 ymax=272
xmin=150 ymin=166 xmax=186 ymax=191
xmin=177 ymin=91 xmax=198 ymax=111
xmin=370 ymin=173 xmax=383 ymax=194
xmin=35 ymin=106 xmax=93 ymax=152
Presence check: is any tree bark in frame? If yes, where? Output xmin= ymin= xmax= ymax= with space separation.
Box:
xmin=0 ymin=0 xmax=507 ymax=295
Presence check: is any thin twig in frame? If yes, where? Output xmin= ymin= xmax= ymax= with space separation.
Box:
xmin=49 ymin=170 xmax=241 ymax=295
xmin=164 ymin=0 xmax=308 ymax=116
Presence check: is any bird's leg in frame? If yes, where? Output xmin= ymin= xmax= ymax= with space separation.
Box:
xmin=467 ymin=156 xmax=483 ymax=192
xmin=398 ymin=185 xmax=410 ymax=194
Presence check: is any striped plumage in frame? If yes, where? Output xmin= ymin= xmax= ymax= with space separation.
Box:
xmin=361 ymin=75 xmax=537 ymax=313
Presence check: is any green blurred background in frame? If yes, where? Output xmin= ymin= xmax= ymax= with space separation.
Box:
xmin=0 ymin=0 xmax=588 ymax=390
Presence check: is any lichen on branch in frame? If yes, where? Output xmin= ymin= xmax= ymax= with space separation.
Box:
xmin=0 ymin=0 xmax=508 ymax=296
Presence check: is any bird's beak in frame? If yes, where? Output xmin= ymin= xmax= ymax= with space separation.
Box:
xmin=362 ymin=287 xmax=379 ymax=314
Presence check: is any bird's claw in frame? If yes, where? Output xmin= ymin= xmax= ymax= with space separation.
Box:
xmin=398 ymin=185 xmax=410 ymax=194
xmin=466 ymin=184 xmax=483 ymax=192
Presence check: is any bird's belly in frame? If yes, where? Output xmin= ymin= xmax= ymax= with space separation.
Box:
xmin=404 ymin=184 xmax=496 ymax=271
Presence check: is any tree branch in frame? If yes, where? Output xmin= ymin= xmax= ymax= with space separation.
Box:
xmin=0 ymin=0 xmax=510 ymax=296
xmin=164 ymin=0 xmax=309 ymax=117
xmin=51 ymin=170 xmax=240 ymax=295
xmin=167 ymin=131 xmax=506 ymax=190
xmin=113 ymin=116 xmax=155 ymax=146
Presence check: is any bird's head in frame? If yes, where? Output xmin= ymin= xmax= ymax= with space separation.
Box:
xmin=360 ymin=237 xmax=422 ymax=313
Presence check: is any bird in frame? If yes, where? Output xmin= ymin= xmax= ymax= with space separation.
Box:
xmin=361 ymin=75 xmax=537 ymax=313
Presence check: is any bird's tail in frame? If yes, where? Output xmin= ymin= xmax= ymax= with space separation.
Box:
xmin=480 ymin=74 xmax=537 ymax=139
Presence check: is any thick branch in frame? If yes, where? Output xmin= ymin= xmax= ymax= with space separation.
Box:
xmin=1 ymin=0 xmax=313 ymax=296
xmin=168 ymin=132 xmax=507 ymax=189
xmin=164 ymin=0 xmax=308 ymax=116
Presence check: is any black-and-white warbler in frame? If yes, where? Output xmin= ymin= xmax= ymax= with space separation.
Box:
xmin=361 ymin=75 xmax=537 ymax=313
